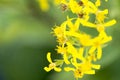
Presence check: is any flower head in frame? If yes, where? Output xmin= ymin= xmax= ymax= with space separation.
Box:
xmin=44 ymin=52 xmax=61 ymax=72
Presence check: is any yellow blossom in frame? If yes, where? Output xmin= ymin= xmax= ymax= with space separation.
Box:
xmin=56 ymin=45 xmax=70 ymax=64
xmin=44 ymin=52 xmax=61 ymax=72
xmin=96 ymin=9 xmax=108 ymax=23
xmin=56 ymin=45 xmax=67 ymax=54
xmin=89 ymin=32 xmax=112 ymax=59
xmin=52 ymin=21 xmax=67 ymax=44
xmin=64 ymin=59 xmax=100 ymax=79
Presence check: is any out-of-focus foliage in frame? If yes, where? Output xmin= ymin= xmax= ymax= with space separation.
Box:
xmin=0 ymin=0 xmax=120 ymax=80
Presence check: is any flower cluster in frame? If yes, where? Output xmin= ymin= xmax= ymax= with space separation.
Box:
xmin=39 ymin=0 xmax=116 ymax=80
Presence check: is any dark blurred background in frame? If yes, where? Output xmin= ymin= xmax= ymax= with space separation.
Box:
xmin=0 ymin=0 xmax=120 ymax=80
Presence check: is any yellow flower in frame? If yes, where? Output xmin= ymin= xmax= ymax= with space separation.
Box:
xmin=44 ymin=52 xmax=61 ymax=72
xmin=53 ymin=21 xmax=67 ymax=37
xmin=64 ymin=59 xmax=100 ymax=79
xmin=38 ymin=0 xmax=49 ymax=11
xmin=52 ymin=26 xmax=64 ymax=37
xmin=96 ymin=9 xmax=108 ymax=23
xmin=89 ymin=32 xmax=112 ymax=59
xmin=52 ymin=21 xmax=67 ymax=44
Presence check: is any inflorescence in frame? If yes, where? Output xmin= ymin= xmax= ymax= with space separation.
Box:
xmin=39 ymin=0 xmax=116 ymax=80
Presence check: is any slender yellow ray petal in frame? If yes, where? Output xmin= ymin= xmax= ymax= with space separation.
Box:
xmin=85 ymin=70 xmax=95 ymax=74
xmin=101 ymin=36 xmax=112 ymax=44
xmin=67 ymin=16 xmax=74 ymax=29
xmin=78 ymin=47 xmax=84 ymax=60
xmin=89 ymin=46 xmax=97 ymax=54
xmin=71 ymin=57 xmax=80 ymax=68
xmin=104 ymin=19 xmax=116 ymax=27
xmin=54 ymin=67 xmax=62 ymax=72
xmin=61 ymin=20 xmax=67 ymax=29
xmin=92 ymin=64 xmax=101 ymax=69
xmin=44 ymin=67 xmax=51 ymax=72
xmin=88 ymin=1 xmax=97 ymax=12
xmin=67 ymin=42 xmax=78 ymax=56
xmin=103 ymin=9 xmax=108 ymax=14
xmin=64 ymin=67 xmax=75 ymax=72
xmin=81 ymin=21 xmax=96 ymax=28
xmin=47 ymin=52 xmax=53 ymax=63
xmin=74 ymin=18 xmax=80 ymax=31
xmin=63 ymin=54 xmax=70 ymax=64
xmin=65 ymin=31 xmax=81 ymax=38
xmin=97 ymin=46 xmax=102 ymax=59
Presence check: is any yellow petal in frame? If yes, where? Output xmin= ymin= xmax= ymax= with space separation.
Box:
xmin=89 ymin=46 xmax=97 ymax=54
xmin=85 ymin=70 xmax=95 ymax=74
xmin=63 ymin=54 xmax=70 ymax=64
xmin=92 ymin=64 xmax=101 ymax=69
xmin=103 ymin=9 xmax=108 ymax=14
xmin=104 ymin=19 xmax=116 ymax=27
xmin=97 ymin=46 xmax=102 ymax=59
xmin=81 ymin=21 xmax=96 ymax=28
xmin=64 ymin=67 xmax=74 ymax=72
xmin=88 ymin=1 xmax=97 ymax=13
xmin=74 ymin=18 xmax=80 ymax=31
xmin=67 ymin=42 xmax=77 ymax=55
xmin=65 ymin=31 xmax=81 ymax=38
xmin=67 ymin=16 xmax=74 ymax=30
xmin=44 ymin=67 xmax=51 ymax=72
xmin=78 ymin=47 xmax=84 ymax=60
xmin=71 ymin=58 xmax=79 ymax=67
xmin=54 ymin=67 xmax=61 ymax=72
xmin=101 ymin=36 xmax=112 ymax=44
xmin=47 ymin=52 xmax=53 ymax=63
xmin=61 ymin=20 xmax=67 ymax=29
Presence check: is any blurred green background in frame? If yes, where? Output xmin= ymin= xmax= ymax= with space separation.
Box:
xmin=0 ymin=0 xmax=120 ymax=80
